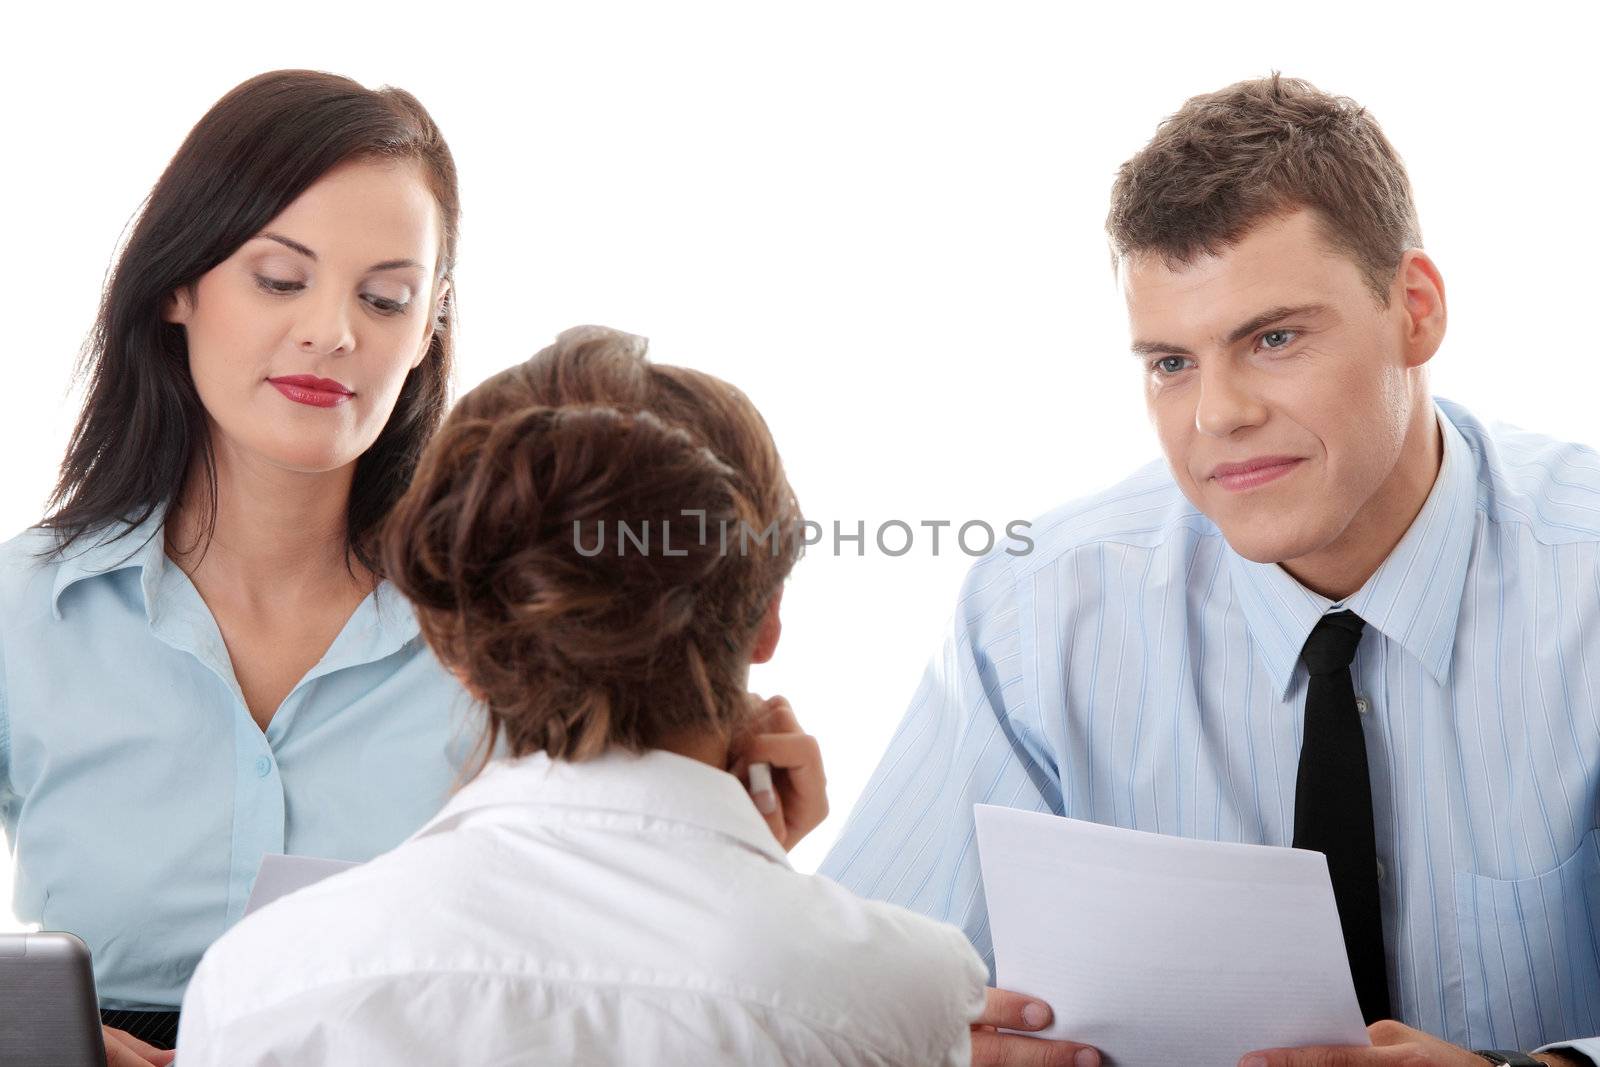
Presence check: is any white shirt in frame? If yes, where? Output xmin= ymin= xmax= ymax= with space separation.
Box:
xmin=176 ymin=747 xmax=989 ymax=1066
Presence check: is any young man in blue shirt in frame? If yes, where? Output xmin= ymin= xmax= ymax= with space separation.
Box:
xmin=823 ymin=74 xmax=1598 ymax=1067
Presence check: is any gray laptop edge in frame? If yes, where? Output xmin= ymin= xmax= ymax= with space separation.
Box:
xmin=0 ymin=932 xmax=107 ymax=1067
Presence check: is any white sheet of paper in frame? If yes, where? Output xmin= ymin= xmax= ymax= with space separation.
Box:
xmin=243 ymin=854 xmax=360 ymax=917
xmin=975 ymin=804 xmax=1370 ymax=1066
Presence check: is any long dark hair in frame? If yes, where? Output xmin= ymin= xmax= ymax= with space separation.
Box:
xmin=40 ymin=69 xmax=460 ymax=575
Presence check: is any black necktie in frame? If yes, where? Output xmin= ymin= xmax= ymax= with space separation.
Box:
xmin=1292 ymin=610 xmax=1392 ymax=1024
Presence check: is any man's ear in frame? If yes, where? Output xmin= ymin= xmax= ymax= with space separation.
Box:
xmin=1393 ymin=249 xmax=1447 ymax=370
xmin=750 ymin=587 xmax=784 ymax=665
xmin=162 ymin=286 xmax=195 ymax=325
xmin=413 ymin=280 xmax=451 ymax=370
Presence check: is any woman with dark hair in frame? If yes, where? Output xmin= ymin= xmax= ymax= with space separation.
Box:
xmin=174 ymin=326 xmax=988 ymax=1066
xmin=0 ymin=70 xmax=472 ymax=1064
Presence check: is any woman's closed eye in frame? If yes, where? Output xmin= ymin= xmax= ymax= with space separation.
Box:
xmin=362 ymin=292 xmax=409 ymax=316
xmin=253 ymin=273 xmax=410 ymax=316
xmin=254 ymin=274 xmax=305 ymax=294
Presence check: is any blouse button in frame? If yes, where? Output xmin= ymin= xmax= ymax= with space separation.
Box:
xmin=254 ymin=756 xmax=272 ymax=778
xmin=1355 ymin=697 xmax=1370 ymax=715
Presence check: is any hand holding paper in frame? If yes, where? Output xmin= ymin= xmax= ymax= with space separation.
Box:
xmin=975 ymin=805 xmax=1370 ymax=1067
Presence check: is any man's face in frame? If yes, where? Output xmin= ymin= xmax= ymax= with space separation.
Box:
xmin=1122 ymin=207 xmax=1423 ymax=567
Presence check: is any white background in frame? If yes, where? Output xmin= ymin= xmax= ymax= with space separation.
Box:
xmin=2 ymin=2 xmax=1595 ymax=928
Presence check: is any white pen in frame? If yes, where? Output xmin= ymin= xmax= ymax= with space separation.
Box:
xmin=747 ymin=762 xmax=777 ymax=813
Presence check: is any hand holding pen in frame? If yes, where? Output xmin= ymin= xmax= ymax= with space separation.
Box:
xmin=728 ymin=694 xmax=829 ymax=851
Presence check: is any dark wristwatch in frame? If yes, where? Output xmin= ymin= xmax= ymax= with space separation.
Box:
xmin=1475 ymin=1052 xmax=1542 ymax=1066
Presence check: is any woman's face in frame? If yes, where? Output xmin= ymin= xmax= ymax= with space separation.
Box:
xmin=165 ymin=158 xmax=446 ymax=476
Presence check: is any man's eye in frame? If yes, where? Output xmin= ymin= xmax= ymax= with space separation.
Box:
xmin=1153 ymin=356 xmax=1190 ymax=375
xmin=1261 ymin=329 xmax=1296 ymax=350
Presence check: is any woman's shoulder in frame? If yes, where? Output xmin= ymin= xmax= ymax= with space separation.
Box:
xmin=0 ymin=525 xmax=70 ymax=602
xmin=0 ymin=516 xmax=160 ymax=615
xmin=702 ymin=862 xmax=989 ymax=1052
xmin=0 ymin=523 xmax=62 ymax=566
xmin=768 ymin=866 xmax=988 ymax=981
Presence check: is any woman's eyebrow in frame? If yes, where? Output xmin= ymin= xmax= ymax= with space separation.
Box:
xmin=257 ymin=232 xmax=317 ymax=260
xmin=255 ymin=231 xmax=422 ymax=272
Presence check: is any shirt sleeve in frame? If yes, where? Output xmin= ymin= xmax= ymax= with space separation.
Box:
xmin=173 ymin=956 xmax=215 ymax=1060
xmin=1 ymin=621 xmax=11 ymax=822
xmin=1534 ymin=1038 xmax=1599 ymax=1065
xmin=173 ymin=954 xmax=247 ymax=1067
xmin=818 ymin=551 xmax=1061 ymax=978
xmin=938 ymin=932 xmax=991 ymax=1067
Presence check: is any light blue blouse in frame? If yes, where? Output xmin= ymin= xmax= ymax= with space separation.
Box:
xmin=0 ymin=505 xmax=477 ymax=1009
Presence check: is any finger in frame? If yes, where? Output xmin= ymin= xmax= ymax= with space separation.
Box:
xmin=107 ymin=1028 xmax=170 ymax=1062
xmin=970 ymin=1030 xmax=1099 ymax=1067
xmin=759 ymin=694 xmax=801 ymax=734
xmin=1365 ymin=1020 xmax=1423 ymax=1047
xmin=739 ymin=732 xmax=825 ymax=787
xmin=735 ymin=735 xmax=826 ymax=818
xmin=758 ymin=787 xmax=787 ymax=845
xmin=725 ymin=695 xmax=785 ymax=778
xmin=747 ymin=761 xmax=782 ymax=817
xmin=747 ymin=762 xmax=776 ymax=811
xmin=1239 ymin=1045 xmax=1394 ymax=1066
xmin=740 ymin=759 xmax=789 ymax=843
xmin=976 ymin=987 xmax=1055 ymax=1031
xmin=103 ymin=1030 xmax=167 ymax=1067
xmin=742 ymin=734 xmax=828 ymax=840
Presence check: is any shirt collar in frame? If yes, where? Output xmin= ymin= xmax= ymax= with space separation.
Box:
xmin=48 ymin=500 xmax=421 ymax=667
xmin=49 ymin=504 xmax=171 ymax=622
xmin=415 ymin=747 xmax=791 ymax=867
xmin=303 ymin=581 xmax=423 ymax=675
xmin=1229 ymin=402 xmax=1477 ymax=699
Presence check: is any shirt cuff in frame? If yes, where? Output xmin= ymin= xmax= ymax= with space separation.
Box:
xmin=1533 ymin=1038 xmax=1600 ymax=1066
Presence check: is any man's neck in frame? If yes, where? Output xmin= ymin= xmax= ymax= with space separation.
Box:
xmin=1281 ymin=402 xmax=1444 ymax=602
xmin=166 ymin=436 xmax=369 ymax=609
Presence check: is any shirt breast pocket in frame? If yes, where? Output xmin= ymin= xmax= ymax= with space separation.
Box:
xmin=1452 ymin=826 xmax=1600 ymax=1050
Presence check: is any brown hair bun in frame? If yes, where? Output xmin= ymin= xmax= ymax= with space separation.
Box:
xmin=383 ymin=326 xmax=801 ymax=763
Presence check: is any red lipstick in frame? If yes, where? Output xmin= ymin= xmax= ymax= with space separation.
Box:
xmin=268 ymin=375 xmax=354 ymax=409
xmin=1209 ymin=455 xmax=1303 ymax=493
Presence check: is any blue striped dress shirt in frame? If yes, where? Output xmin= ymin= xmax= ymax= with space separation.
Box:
xmin=821 ymin=398 xmax=1600 ymax=1058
